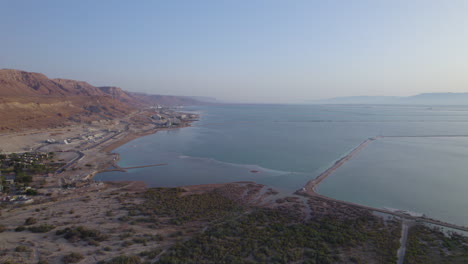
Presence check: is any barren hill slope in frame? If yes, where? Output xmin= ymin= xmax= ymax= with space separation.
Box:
xmin=0 ymin=69 xmax=68 ymax=97
xmin=53 ymin=78 xmax=107 ymax=97
xmin=0 ymin=69 xmax=210 ymax=132
xmin=0 ymin=69 xmax=135 ymax=132
xmin=98 ymin=86 xmax=138 ymax=104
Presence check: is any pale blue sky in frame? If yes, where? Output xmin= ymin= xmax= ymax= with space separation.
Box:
xmin=1 ymin=0 xmax=468 ymax=103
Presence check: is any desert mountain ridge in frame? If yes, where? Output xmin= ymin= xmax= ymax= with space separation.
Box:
xmin=0 ymin=69 xmax=208 ymax=132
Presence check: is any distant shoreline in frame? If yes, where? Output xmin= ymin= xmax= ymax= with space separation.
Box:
xmin=97 ymin=123 xmax=194 ymax=176
xmin=101 ymin=122 xmax=193 ymax=153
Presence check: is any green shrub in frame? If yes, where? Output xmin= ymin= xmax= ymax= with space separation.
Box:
xmin=63 ymin=252 xmax=84 ymax=263
xmin=24 ymin=217 xmax=37 ymax=225
xmin=103 ymin=246 xmax=112 ymax=251
xmin=56 ymin=226 xmax=108 ymax=242
xmin=15 ymin=245 xmax=31 ymax=252
xmin=121 ymin=241 xmax=133 ymax=247
xmin=25 ymin=189 xmax=38 ymax=195
xmin=118 ymin=216 xmax=130 ymax=222
xmin=99 ymin=255 xmax=141 ymax=264
xmin=28 ymin=224 xmax=55 ymax=233
xmin=15 ymin=226 xmax=26 ymax=232
xmin=139 ymin=248 xmax=162 ymax=259
xmin=88 ymin=240 xmax=100 ymax=246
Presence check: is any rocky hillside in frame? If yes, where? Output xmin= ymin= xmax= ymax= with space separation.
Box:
xmin=0 ymin=70 xmax=68 ymax=97
xmin=0 ymin=69 xmax=206 ymax=132
xmin=98 ymin=86 xmax=137 ymax=104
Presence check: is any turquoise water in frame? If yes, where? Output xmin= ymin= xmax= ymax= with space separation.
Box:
xmin=95 ymin=104 xmax=468 ymax=225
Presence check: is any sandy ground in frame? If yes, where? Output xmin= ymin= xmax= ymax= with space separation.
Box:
xmin=0 ymin=181 xmax=148 ymax=264
xmin=0 ymin=178 xmax=312 ymax=264
xmin=0 ymin=110 xmax=213 ymax=263
xmin=0 ymin=109 xmax=185 ymax=188
xmin=0 ymin=120 xmax=124 ymax=154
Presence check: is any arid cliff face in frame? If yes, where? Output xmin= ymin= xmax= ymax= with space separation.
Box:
xmin=0 ymin=69 xmax=207 ymax=132
xmin=0 ymin=69 xmax=138 ymax=132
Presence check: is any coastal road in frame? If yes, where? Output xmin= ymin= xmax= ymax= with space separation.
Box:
xmin=56 ymin=151 xmax=84 ymax=173
xmin=59 ymin=127 xmax=128 ymax=172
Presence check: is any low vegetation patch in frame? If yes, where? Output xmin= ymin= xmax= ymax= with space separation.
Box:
xmin=404 ymin=225 xmax=468 ymax=264
xmin=15 ymin=225 xmax=26 ymax=232
xmin=28 ymin=224 xmax=55 ymax=233
xmin=139 ymin=248 xmax=163 ymax=260
xmin=56 ymin=226 xmax=108 ymax=243
xmin=63 ymin=252 xmax=84 ymax=263
xmin=158 ymin=209 xmax=400 ymax=264
xmin=25 ymin=188 xmax=38 ymax=195
xmin=15 ymin=245 xmax=31 ymax=252
xmin=98 ymin=255 xmax=142 ymax=264
xmin=134 ymin=187 xmax=241 ymax=224
xmin=24 ymin=217 xmax=37 ymax=225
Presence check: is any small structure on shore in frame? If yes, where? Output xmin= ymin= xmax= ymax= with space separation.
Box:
xmin=1 ymin=195 xmax=34 ymax=204
xmin=152 ymin=114 xmax=163 ymax=120
xmin=5 ymin=175 xmax=15 ymax=185
xmin=167 ymin=118 xmax=181 ymax=126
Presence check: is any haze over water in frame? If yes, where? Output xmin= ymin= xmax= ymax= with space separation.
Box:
xmin=96 ymin=104 xmax=468 ymax=226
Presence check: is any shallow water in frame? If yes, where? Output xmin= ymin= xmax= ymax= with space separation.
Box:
xmin=95 ymin=104 xmax=468 ymax=225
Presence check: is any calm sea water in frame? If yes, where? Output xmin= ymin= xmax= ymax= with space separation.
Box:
xmin=95 ymin=104 xmax=468 ymax=226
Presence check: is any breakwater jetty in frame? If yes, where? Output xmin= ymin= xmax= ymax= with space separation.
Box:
xmin=303 ymin=137 xmax=379 ymax=192
xmin=101 ymin=163 xmax=168 ymax=173
xmin=298 ymin=134 xmax=468 ymax=233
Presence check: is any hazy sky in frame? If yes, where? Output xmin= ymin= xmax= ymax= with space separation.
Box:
xmin=1 ymin=0 xmax=468 ymax=103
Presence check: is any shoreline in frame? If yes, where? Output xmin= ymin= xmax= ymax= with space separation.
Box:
xmin=95 ymin=123 xmax=193 ymax=177
xmin=94 ymin=124 xmax=468 ymax=233
xmin=101 ymin=121 xmax=193 ymax=156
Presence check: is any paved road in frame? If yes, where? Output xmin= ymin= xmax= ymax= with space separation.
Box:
xmin=56 ymin=151 xmax=84 ymax=173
